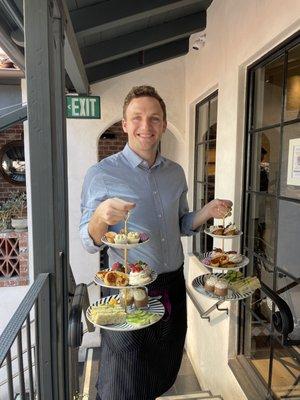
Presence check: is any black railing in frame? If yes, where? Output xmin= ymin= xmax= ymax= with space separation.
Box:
xmin=0 ymin=273 xmax=50 ymax=399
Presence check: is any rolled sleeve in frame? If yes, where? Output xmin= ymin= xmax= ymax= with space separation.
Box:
xmin=79 ymin=165 xmax=108 ymax=253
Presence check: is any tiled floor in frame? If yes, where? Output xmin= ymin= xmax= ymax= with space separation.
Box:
xmin=161 ymin=351 xmax=201 ymax=396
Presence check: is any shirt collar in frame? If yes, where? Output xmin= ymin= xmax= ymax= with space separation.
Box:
xmin=122 ymin=143 xmax=165 ymax=169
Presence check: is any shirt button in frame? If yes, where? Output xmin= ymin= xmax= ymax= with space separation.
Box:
xmin=158 ymin=214 xmax=162 ymax=218
xmin=164 ymin=263 xmax=167 ymax=266
xmin=153 ymin=191 xmax=157 ymax=195
xmin=162 ymin=238 xmax=165 ymax=242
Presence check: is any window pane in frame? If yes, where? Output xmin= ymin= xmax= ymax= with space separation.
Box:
xmin=246 ymin=193 xmax=277 ymax=264
xmin=277 ymin=199 xmax=300 ymax=279
xmin=280 ymin=123 xmax=300 ymax=200
xmin=284 ymin=44 xmax=300 ymax=121
xmin=196 ymin=102 xmax=208 ymax=144
xmin=250 ymin=129 xmax=280 ymax=194
xmin=205 ymin=140 xmax=216 ymax=183
xmin=253 ymin=56 xmax=284 ymax=128
xmin=196 ymin=144 xmax=205 ymax=181
xmin=209 ymin=96 xmax=218 ymax=140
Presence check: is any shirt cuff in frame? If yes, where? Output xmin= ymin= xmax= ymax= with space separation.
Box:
xmin=80 ymin=223 xmax=102 ymax=253
xmin=180 ymin=211 xmax=201 ymax=236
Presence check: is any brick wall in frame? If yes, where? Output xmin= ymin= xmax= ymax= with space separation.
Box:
xmin=98 ymin=121 xmax=127 ymax=161
xmin=0 ymin=123 xmax=25 ymax=202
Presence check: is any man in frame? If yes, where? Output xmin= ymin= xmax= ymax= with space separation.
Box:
xmin=80 ymin=85 xmax=232 ymax=400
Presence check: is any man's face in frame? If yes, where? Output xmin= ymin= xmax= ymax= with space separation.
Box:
xmin=122 ymin=96 xmax=167 ymax=156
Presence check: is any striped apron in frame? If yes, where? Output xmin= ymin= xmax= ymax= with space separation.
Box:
xmin=96 ymin=265 xmax=187 ymax=400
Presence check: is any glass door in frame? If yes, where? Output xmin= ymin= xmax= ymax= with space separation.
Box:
xmin=242 ymin=36 xmax=300 ymax=399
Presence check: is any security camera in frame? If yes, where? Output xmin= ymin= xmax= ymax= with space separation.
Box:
xmin=192 ymin=33 xmax=206 ymax=50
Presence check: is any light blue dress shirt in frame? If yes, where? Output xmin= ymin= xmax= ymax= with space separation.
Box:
xmin=80 ymin=144 xmax=198 ymax=274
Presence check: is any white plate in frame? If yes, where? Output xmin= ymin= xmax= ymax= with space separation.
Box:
xmin=101 ymin=237 xmax=150 ymax=249
xmin=204 ymin=228 xmax=243 ymax=239
xmin=94 ymin=269 xmax=158 ymax=289
xmin=192 ymin=273 xmax=255 ymax=301
xmin=86 ymin=295 xmax=165 ymax=331
xmin=199 ymin=252 xmax=249 ymax=271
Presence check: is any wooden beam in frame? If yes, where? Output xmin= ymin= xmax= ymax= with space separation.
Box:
xmin=87 ymin=38 xmax=189 ymax=84
xmin=82 ymin=11 xmax=206 ymax=67
xmin=0 ymin=22 xmax=25 ymax=70
xmin=0 ymin=105 xmax=27 ymax=132
xmin=71 ymin=0 xmax=205 ymax=37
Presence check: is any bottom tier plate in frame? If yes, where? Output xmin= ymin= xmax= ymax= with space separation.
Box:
xmin=192 ymin=273 xmax=255 ymax=301
xmin=86 ymin=295 xmax=165 ymax=331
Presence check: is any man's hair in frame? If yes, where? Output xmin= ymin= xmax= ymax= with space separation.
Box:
xmin=123 ymin=85 xmax=167 ymax=121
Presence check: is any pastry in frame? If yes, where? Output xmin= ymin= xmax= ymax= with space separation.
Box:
xmin=209 ymin=225 xmax=224 ymax=235
xmin=211 ymin=248 xmax=224 ymax=258
xmin=226 ymin=251 xmax=243 ymax=264
xmin=133 ymin=287 xmax=148 ymax=308
xmin=114 ymin=233 xmax=127 ymax=244
xmin=111 ymin=261 xmax=125 ymax=273
xmin=119 ymin=289 xmax=134 ymax=307
xmin=210 ymin=257 xmax=220 ymax=268
xmin=204 ymin=275 xmax=218 ymax=292
xmin=96 ymin=270 xmax=108 ymax=281
xmin=129 ymin=262 xmax=152 ymax=285
xmin=214 ymin=280 xmax=228 ymax=297
xmin=127 ymin=231 xmax=140 ymax=244
xmin=104 ymin=231 xmax=116 ymax=243
xmin=219 ymin=255 xmax=229 ymax=265
xmin=224 ymin=223 xmax=238 ymax=236
xmin=103 ymin=271 xmax=129 ymax=286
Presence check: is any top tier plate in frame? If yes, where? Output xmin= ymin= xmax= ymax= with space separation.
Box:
xmin=101 ymin=237 xmax=150 ymax=249
xmin=204 ymin=228 xmax=243 ymax=239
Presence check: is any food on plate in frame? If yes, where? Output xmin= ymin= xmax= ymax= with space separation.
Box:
xmin=204 ymin=275 xmax=218 ymax=292
xmin=139 ymin=232 xmax=149 ymax=242
xmin=105 ymin=231 xmax=116 ymax=243
xmin=89 ymin=303 xmax=126 ymax=325
xmin=103 ymin=271 xmax=129 ymax=286
xmin=127 ymin=231 xmax=140 ymax=244
xmin=129 ymin=261 xmax=152 ymax=285
xmin=209 ymin=225 xmax=224 ymax=235
xmin=120 ymin=289 xmax=134 ymax=307
xmin=214 ymin=280 xmax=228 ymax=297
xmin=133 ymin=287 xmax=149 ymax=308
xmin=126 ymin=310 xmax=160 ymax=327
xmin=223 ymin=270 xmax=243 ymax=283
xmin=96 ymin=270 xmax=108 ymax=281
xmin=114 ymin=233 xmax=128 ymax=244
xmin=211 ymin=248 xmax=223 ymax=258
xmin=226 ymin=251 xmax=243 ymax=263
xmin=230 ymin=276 xmax=261 ymax=295
xmin=223 ymin=223 xmax=238 ymax=236
xmin=111 ymin=261 xmax=125 ymax=273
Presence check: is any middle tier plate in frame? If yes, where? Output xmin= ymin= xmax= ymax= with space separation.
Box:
xmin=94 ymin=269 xmax=158 ymax=289
xmin=199 ymin=251 xmax=249 ymax=271
xmin=101 ymin=237 xmax=150 ymax=249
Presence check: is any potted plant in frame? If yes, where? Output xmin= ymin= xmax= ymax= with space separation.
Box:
xmin=9 ymin=191 xmax=27 ymax=230
xmin=0 ymin=202 xmax=13 ymax=231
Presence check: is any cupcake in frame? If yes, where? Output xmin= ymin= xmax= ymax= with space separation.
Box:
xmin=204 ymin=275 xmax=218 ymax=292
xmin=127 ymin=231 xmax=140 ymax=244
xmin=114 ymin=234 xmax=127 ymax=244
xmin=209 ymin=225 xmax=224 ymax=235
xmin=133 ymin=287 xmax=148 ymax=308
xmin=224 ymin=223 xmax=238 ymax=236
xmin=214 ymin=280 xmax=228 ymax=297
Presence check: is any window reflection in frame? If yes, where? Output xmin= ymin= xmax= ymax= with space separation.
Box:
xmin=285 ymin=44 xmax=300 ymax=121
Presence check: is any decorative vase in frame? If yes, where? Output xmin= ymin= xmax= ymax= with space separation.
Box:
xmin=11 ymin=217 xmax=28 ymax=230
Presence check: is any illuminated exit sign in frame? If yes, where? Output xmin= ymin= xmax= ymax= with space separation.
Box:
xmin=66 ymin=95 xmax=101 ymax=119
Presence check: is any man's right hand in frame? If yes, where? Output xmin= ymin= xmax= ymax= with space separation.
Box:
xmin=88 ymin=198 xmax=136 ymax=245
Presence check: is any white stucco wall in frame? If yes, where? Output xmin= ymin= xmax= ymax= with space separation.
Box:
xmin=68 ymin=57 xmax=186 ymax=284
xmin=184 ymin=1 xmax=300 ymax=399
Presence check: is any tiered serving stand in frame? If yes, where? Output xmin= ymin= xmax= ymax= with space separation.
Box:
xmin=86 ymin=217 xmax=165 ymax=331
xmin=192 ymin=225 xmax=254 ymax=321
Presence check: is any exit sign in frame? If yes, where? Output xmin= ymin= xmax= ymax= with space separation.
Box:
xmin=66 ymin=95 xmax=101 ymax=119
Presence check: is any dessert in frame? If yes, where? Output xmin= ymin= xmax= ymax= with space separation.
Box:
xmin=214 ymin=280 xmax=228 ymax=297
xmin=105 ymin=231 xmax=116 ymax=243
xmin=127 ymin=231 xmax=140 ymax=244
xmin=119 ymin=289 xmax=134 ymax=307
xmin=111 ymin=261 xmax=125 ymax=273
xmin=114 ymin=233 xmax=127 ymax=244
xmin=139 ymin=232 xmax=149 ymax=242
xmin=211 ymin=248 xmax=223 ymax=258
xmin=133 ymin=287 xmax=149 ymax=308
xmin=103 ymin=271 xmax=129 ymax=286
xmin=226 ymin=251 xmax=242 ymax=264
xmin=223 ymin=223 xmax=238 ymax=236
xmin=129 ymin=262 xmax=152 ymax=285
xmin=209 ymin=225 xmax=224 ymax=235
xmin=204 ymin=275 xmax=218 ymax=292
xmin=89 ymin=303 xmax=126 ymax=325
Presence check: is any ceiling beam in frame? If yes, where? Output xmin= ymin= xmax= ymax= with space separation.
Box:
xmin=82 ymin=11 xmax=206 ymax=67
xmin=86 ymin=38 xmax=189 ymax=84
xmin=57 ymin=0 xmax=89 ymax=94
xmin=0 ymin=22 xmax=25 ymax=70
xmin=71 ymin=0 xmax=206 ymax=38
xmin=0 ymin=105 xmax=27 ymax=132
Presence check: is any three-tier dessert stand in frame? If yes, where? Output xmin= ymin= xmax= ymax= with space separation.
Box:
xmin=87 ymin=214 xmax=165 ymax=331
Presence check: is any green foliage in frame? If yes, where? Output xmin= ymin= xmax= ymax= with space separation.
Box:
xmin=0 ymin=191 xmax=27 ymax=230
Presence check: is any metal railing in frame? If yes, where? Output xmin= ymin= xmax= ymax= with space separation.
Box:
xmin=0 ymin=273 xmax=50 ymax=400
